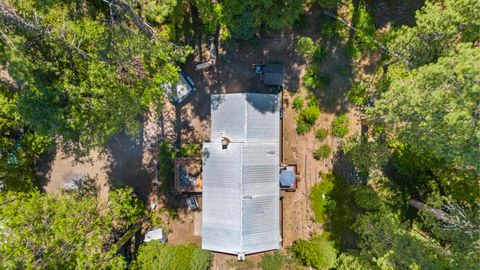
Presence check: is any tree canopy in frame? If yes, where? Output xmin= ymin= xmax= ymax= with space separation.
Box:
xmin=369 ymin=44 xmax=479 ymax=174
xmin=0 ymin=0 xmax=186 ymax=156
xmin=0 ymin=188 xmax=145 ymax=269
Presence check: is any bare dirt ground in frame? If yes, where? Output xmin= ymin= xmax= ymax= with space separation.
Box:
xmin=39 ymin=104 xmax=164 ymax=202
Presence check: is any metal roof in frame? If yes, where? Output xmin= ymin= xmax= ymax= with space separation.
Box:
xmin=263 ymin=64 xmax=285 ymax=86
xmin=202 ymin=93 xmax=281 ymax=255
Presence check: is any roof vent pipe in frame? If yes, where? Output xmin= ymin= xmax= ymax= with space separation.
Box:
xmin=221 ymin=137 xmax=230 ymax=149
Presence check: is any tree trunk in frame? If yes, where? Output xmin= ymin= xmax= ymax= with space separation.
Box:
xmin=0 ymin=1 xmax=43 ymax=36
xmin=0 ymin=65 xmax=20 ymax=92
xmin=109 ymin=0 xmax=155 ymax=40
xmin=0 ymin=0 xmax=89 ymax=58
xmin=409 ymin=199 xmax=455 ymax=225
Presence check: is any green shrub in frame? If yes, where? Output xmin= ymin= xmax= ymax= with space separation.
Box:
xmin=296 ymin=36 xmax=317 ymax=59
xmin=306 ymin=92 xmax=319 ymax=107
xmin=318 ymin=73 xmax=331 ymax=88
xmin=314 ymin=144 xmax=332 ymax=160
xmin=319 ymin=17 xmax=339 ymax=40
xmin=310 ymin=174 xmax=335 ymax=223
xmin=346 ymin=41 xmax=361 ymax=59
xmin=150 ymin=211 xmax=164 ymax=228
xmin=166 ymin=208 xmax=179 ymax=220
xmin=301 ymin=106 xmax=320 ymax=125
xmin=315 ymin=128 xmax=329 ymax=141
xmin=290 ymin=234 xmax=337 ymax=269
xmin=353 ymin=186 xmax=381 ymax=211
xmin=179 ymin=143 xmax=201 ymax=157
xmin=292 ymin=96 xmax=304 ymax=111
xmin=304 ymin=66 xmax=320 ymax=89
xmin=347 ymin=82 xmax=368 ymax=105
xmin=296 ymin=117 xmax=310 ymax=135
xmin=313 ymin=46 xmax=328 ymax=63
xmin=331 ymin=114 xmax=349 ymax=138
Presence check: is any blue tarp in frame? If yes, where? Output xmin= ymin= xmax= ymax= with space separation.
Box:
xmin=279 ymin=170 xmax=295 ymax=187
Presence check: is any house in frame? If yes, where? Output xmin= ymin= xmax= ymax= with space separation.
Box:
xmin=202 ymin=93 xmax=281 ymax=257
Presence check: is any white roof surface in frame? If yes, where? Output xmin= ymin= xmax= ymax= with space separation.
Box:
xmin=144 ymin=228 xmax=166 ymax=243
xmin=202 ymin=93 xmax=281 ymax=255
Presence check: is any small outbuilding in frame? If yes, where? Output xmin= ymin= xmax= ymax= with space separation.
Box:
xmin=174 ymin=157 xmax=202 ymax=193
xmin=163 ymin=71 xmax=196 ymax=104
xmin=279 ymin=164 xmax=298 ymax=191
xmin=263 ymin=64 xmax=285 ymax=87
xmin=144 ymin=228 xmax=167 ymax=243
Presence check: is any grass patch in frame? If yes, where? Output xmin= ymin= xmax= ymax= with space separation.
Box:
xmin=258 ymin=251 xmax=302 ymax=270
xmin=310 ymin=173 xmax=335 ymax=223
xmin=310 ymin=173 xmax=356 ymax=249
xmin=226 ymin=259 xmax=255 ymax=270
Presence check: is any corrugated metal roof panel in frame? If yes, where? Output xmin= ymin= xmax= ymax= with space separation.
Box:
xmin=202 ymin=93 xmax=280 ymax=255
xmin=246 ymin=94 xmax=280 ymax=143
xmin=211 ymin=94 xmax=246 ymax=143
xmin=202 ymin=143 xmax=242 ymax=253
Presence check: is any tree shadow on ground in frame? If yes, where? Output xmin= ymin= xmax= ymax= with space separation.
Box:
xmin=102 ymin=132 xmax=153 ymax=201
xmin=365 ymin=0 xmax=425 ymax=29
xmin=302 ymin=8 xmax=357 ymax=115
xmin=325 ymin=150 xmax=362 ymax=250
xmin=35 ymin=143 xmax=57 ymax=190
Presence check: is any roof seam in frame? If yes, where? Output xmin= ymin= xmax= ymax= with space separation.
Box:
xmin=239 ymin=142 xmax=244 ymax=253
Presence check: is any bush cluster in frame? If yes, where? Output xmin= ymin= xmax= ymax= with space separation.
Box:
xmin=290 ymin=234 xmax=337 ymax=269
xmin=332 ymin=114 xmax=349 ymax=138
xmin=292 ymin=96 xmax=304 ymax=111
xmin=314 ymin=144 xmax=332 ymax=160
xmin=315 ymin=128 xmax=329 ymax=141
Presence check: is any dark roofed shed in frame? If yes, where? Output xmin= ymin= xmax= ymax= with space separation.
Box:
xmin=263 ymin=64 xmax=284 ymax=86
